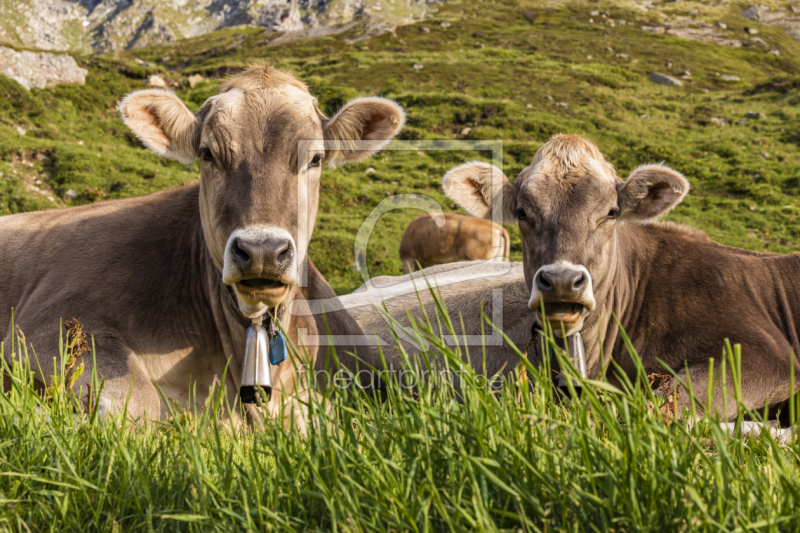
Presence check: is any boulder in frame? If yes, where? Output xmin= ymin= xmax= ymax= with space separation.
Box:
xmin=741 ymin=5 xmax=769 ymax=22
xmin=649 ymin=73 xmax=684 ymax=87
xmin=148 ymin=74 xmax=167 ymax=88
xmin=0 ymin=46 xmax=87 ymax=90
xmin=187 ymin=74 xmax=205 ymax=88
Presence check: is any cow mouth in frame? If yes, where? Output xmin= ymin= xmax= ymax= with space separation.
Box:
xmin=233 ymin=278 xmax=290 ymax=305
xmin=536 ymin=303 xmax=587 ymax=329
xmin=238 ymin=278 xmax=285 ymax=290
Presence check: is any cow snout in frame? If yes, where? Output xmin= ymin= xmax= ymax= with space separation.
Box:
xmin=222 ymin=228 xmax=299 ymax=311
xmin=535 ymin=268 xmax=588 ymax=299
xmin=222 ymin=227 xmax=297 ymax=292
xmin=528 ymin=261 xmax=596 ymax=335
xmin=230 ymin=237 xmax=294 ymax=273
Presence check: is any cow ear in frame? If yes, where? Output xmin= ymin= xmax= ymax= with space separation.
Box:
xmin=618 ymin=164 xmax=688 ymax=223
xmin=323 ymin=97 xmax=405 ymax=164
xmin=119 ymin=89 xmax=199 ymax=164
xmin=442 ymin=162 xmax=517 ymax=221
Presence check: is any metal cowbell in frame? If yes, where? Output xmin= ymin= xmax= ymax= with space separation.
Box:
xmin=556 ymin=332 xmax=588 ymax=389
xmin=240 ymin=320 xmax=272 ymax=404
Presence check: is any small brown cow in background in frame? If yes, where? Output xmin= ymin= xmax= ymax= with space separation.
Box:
xmin=399 ymin=213 xmax=510 ymax=274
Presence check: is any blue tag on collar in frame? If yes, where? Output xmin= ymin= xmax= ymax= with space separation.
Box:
xmin=269 ymin=330 xmax=287 ymax=365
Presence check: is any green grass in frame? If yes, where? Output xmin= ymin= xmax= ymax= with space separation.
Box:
xmin=1 ymin=288 xmax=799 ymax=531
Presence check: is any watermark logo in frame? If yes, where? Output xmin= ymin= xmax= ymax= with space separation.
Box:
xmin=291 ymin=139 xmax=516 ymax=349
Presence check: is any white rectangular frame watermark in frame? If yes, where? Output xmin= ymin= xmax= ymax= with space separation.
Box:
xmin=291 ymin=139 xmax=515 ymax=348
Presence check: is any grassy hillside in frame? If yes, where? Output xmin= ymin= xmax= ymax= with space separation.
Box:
xmin=2 ymin=0 xmax=800 ymax=292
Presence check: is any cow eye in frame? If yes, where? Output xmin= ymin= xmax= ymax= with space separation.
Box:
xmin=308 ymin=154 xmax=323 ymax=168
xmin=516 ymin=209 xmax=527 ymax=221
xmin=200 ymin=148 xmax=214 ymax=163
xmin=607 ymin=209 xmax=619 ymax=220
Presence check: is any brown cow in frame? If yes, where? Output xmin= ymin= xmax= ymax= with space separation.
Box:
xmin=399 ymin=213 xmax=510 ymax=273
xmin=443 ymin=134 xmax=800 ymax=421
xmin=0 ymin=65 xmax=405 ymax=428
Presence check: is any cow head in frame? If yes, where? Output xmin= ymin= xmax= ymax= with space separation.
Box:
xmin=120 ymin=65 xmax=405 ymax=317
xmin=443 ymin=134 xmax=688 ymax=336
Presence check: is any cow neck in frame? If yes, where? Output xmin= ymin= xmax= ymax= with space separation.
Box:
xmin=576 ymin=224 xmax=647 ymax=376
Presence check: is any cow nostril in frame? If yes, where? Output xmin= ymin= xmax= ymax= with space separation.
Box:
xmin=231 ymin=239 xmax=250 ymax=265
xmin=536 ymin=271 xmax=552 ymax=291
xmin=573 ymin=273 xmax=586 ymax=290
xmin=277 ymin=246 xmax=293 ymax=265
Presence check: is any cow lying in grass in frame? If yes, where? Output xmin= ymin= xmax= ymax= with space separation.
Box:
xmin=442 ymin=134 xmax=800 ymax=420
xmin=399 ymin=213 xmax=510 ymax=273
xmin=0 ymin=65 xmax=404 ymax=427
xmin=337 ymin=261 xmax=532 ymax=383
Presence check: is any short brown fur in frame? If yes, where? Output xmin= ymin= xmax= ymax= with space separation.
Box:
xmin=445 ymin=134 xmax=800 ymax=420
xmin=399 ymin=213 xmax=509 ymax=274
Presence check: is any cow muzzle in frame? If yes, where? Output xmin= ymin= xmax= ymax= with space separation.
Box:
xmin=528 ymin=261 xmax=596 ymax=337
xmin=223 ymin=227 xmax=298 ymax=313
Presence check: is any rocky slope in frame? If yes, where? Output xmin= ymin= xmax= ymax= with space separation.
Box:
xmin=0 ymin=0 xmax=439 ymax=53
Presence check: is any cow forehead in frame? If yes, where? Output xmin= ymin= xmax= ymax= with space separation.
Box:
xmin=201 ymin=85 xmax=321 ymax=141
xmin=518 ymin=156 xmax=618 ymax=218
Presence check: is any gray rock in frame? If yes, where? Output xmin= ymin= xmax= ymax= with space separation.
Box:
xmin=440 ymin=22 xmax=450 ymax=28
xmin=717 ymin=21 xmax=727 ymax=29
xmin=64 ymin=189 xmax=77 ymax=199
xmin=0 ymin=0 xmax=438 ymax=54
xmin=0 ymin=46 xmax=86 ymax=90
xmin=745 ymin=111 xmax=765 ymax=119
xmin=460 ymin=127 xmax=471 ymax=135
xmin=741 ymin=5 xmax=768 ymax=22
xmin=649 ymin=72 xmax=684 ymax=86
xmin=720 ymin=74 xmax=740 ymax=81
xmin=745 ymin=27 xmax=759 ymax=35
xmin=412 ymin=63 xmax=424 ymax=70
xmin=187 ymin=74 xmax=205 ymax=88
xmin=709 ymin=117 xmax=728 ymax=126
xmin=545 ymin=95 xmax=553 ymax=100
xmin=15 ymin=125 xmax=26 ymax=135
xmin=736 ymin=119 xmax=749 ymax=125
xmin=642 ymin=25 xmax=665 ymax=33
xmin=419 ymin=26 xmax=431 ymax=33
xmin=148 ymin=74 xmax=167 ymax=88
